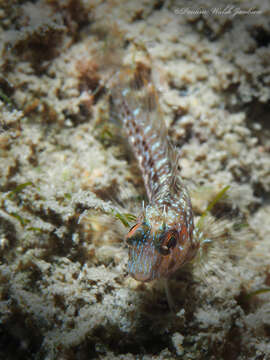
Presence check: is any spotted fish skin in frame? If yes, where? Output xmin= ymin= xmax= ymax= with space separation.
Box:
xmin=111 ymin=65 xmax=199 ymax=281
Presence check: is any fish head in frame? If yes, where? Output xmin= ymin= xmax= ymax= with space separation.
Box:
xmin=126 ymin=213 xmax=198 ymax=282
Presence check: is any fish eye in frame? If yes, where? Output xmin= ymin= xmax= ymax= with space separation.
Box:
xmin=126 ymin=222 xmax=150 ymax=246
xmin=158 ymin=230 xmax=178 ymax=256
xmin=126 ymin=223 xmax=141 ymax=245
xmin=128 ymin=223 xmax=140 ymax=235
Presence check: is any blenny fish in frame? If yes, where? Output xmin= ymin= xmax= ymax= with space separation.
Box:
xmin=110 ymin=63 xmax=199 ymax=282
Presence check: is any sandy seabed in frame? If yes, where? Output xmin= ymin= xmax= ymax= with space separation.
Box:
xmin=0 ymin=0 xmax=270 ymax=359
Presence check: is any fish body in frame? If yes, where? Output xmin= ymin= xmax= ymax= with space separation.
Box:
xmin=111 ymin=65 xmax=199 ymax=281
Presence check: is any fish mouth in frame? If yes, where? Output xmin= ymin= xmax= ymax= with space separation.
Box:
xmin=128 ymin=240 xmax=160 ymax=282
